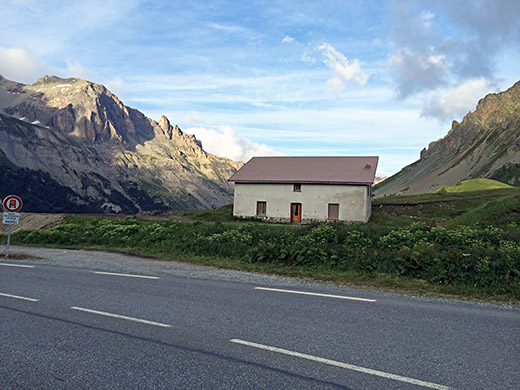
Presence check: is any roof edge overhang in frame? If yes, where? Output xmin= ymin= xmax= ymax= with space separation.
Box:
xmin=228 ymin=180 xmax=374 ymax=185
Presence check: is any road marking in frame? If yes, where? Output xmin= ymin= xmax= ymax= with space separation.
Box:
xmin=0 ymin=292 xmax=39 ymax=302
xmin=230 ymin=339 xmax=452 ymax=390
xmin=254 ymin=287 xmax=376 ymax=302
xmin=92 ymin=271 xmax=159 ymax=279
xmin=0 ymin=263 xmax=35 ymax=268
xmin=70 ymin=306 xmax=172 ymax=328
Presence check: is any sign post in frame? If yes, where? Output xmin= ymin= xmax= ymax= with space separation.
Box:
xmin=3 ymin=195 xmax=22 ymax=258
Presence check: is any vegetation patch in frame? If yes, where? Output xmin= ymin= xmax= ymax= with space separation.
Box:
xmin=4 ymin=188 xmax=520 ymax=302
xmin=490 ymin=162 xmax=520 ymax=186
xmin=3 ymin=252 xmax=43 ymax=260
xmin=436 ymin=179 xmax=513 ymax=193
xmin=5 ymin=212 xmax=519 ymax=301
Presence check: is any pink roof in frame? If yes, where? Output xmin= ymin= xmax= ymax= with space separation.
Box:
xmin=228 ymin=156 xmax=379 ymax=184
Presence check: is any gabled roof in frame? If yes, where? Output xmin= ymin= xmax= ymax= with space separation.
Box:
xmin=228 ymin=156 xmax=379 ymax=185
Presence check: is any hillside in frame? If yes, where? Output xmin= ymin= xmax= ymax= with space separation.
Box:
xmin=435 ymin=178 xmax=513 ymax=193
xmin=374 ymin=81 xmax=520 ymax=197
xmin=0 ymin=75 xmax=242 ymax=213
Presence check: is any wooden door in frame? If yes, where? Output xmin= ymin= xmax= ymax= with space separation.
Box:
xmin=290 ymin=203 xmax=302 ymax=223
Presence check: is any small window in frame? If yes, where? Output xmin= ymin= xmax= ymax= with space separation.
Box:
xmin=256 ymin=201 xmax=266 ymax=216
xmin=293 ymin=184 xmax=301 ymax=192
xmin=328 ymin=203 xmax=339 ymax=220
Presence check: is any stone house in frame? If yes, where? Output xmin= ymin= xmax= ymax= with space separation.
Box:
xmin=227 ymin=156 xmax=378 ymax=223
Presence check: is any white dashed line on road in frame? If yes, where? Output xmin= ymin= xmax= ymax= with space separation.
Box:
xmin=0 ymin=263 xmax=35 ymax=268
xmin=230 ymin=339 xmax=453 ymax=390
xmin=92 ymin=271 xmax=159 ymax=279
xmin=70 ymin=306 xmax=172 ymax=328
xmin=254 ymin=287 xmax=376 ymax=302
xmin=0 ymin=292 xmax=39 ymax=302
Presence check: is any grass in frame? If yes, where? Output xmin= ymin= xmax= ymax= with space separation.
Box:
xmin=446 ymin=194 xmax=520 ymax=227
xmin=180 ymin=204 xmax=237 ymax=223
xmin=436 ymin=178 xmax=513 ymax=193
xmin=371 ymin=187 xmax=520 ymax=227
xmin=3 ymin=252 xmax=43 ymax=260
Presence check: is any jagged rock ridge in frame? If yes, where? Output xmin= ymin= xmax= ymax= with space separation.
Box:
xmin=0 ymin=75 xmax=242 ymax=213
xmin=374 ymin=81 xmax=520 ymax=197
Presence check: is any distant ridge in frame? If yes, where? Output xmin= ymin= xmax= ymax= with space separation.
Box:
xmin=0 ymin=75 xmax=242 ymax=213
xmin=374 ymin=80 xmax=520 ymax=197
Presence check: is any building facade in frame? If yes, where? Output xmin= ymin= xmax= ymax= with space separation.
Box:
xmin=228 ymin=156 xmax=378 ymax=223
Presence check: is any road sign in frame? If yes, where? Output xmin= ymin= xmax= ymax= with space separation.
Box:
xmin=3 ymin=195 xmax=23 ymax=213
xmin=3 ymin=212 xmax=20 ymax=225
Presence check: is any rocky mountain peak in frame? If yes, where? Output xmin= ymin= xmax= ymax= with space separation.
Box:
xmin=0 ymin=75 xmax=148 ymax=145
xmin=158 ymin=115 xmax=171 ymax=130
xmin=0 ymin=74 xmax=243 ymax=213
xmin=158 ymin=115 xmax=184 ymax=139
xmin=34 ymin=75 xmax=79 ymax=85
xmin=375 ymin=80 xmax=520 ymax=196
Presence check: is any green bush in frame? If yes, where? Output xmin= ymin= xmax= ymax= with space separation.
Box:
xmin=11 ymin=216 xmax=520 ymax=298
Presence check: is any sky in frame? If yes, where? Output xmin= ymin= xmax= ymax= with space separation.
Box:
xmin=1 ymin=0 xmax=519 ymax=177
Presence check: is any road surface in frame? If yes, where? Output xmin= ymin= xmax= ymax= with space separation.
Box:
xmin=0 ymin=246 xmax=519 ymax=389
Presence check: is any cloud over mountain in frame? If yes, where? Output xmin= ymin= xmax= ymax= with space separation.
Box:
xmin=388 ymin=0 xmax=520 ymax=120
xmin=422 ymin=78 xmax=496 ymax=119
xmin=0 ymin=47 xmax=51 ymax=84
xmin=187 ymin=125 xmax=283 ymax=162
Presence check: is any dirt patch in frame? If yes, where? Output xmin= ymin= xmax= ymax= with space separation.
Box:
xmin=0 ymin=213 xmax=66 ymax=232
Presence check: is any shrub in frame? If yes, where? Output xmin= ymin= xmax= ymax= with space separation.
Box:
xmin=11 ymin=218 xmax=520 ymax=298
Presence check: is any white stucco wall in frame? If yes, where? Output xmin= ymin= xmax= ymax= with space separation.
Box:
xmin=233 ymin=183 xmax=371 ymax=223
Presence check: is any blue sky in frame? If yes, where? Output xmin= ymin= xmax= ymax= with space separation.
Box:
xmin=1 ymin=0 xmax=519 ymax=177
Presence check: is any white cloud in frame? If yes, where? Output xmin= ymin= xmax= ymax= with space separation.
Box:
xmin=184 ymin=111 xmax=210 ymax=126
xmin=422 ymin=78 xmax=496 ymax=120
xmin=389 ymin=47 xmax=449 ymax=97
xmin=0 ymin=45 xmax=126 ymax=99
xmin=317 ymin=42 xmax=369 ymax=92
xmin=105 ymin=76 xmax=126 ymax=98
xmin=0 ymin=47 xmax=51 ymax=83
xmin=388 ymin=1 xmax=520 ymax=102
xmin=375 ymin=169 xmax=393 ymax=179
xmin=208 ymin=22 xmax=262 ymax=45
xmin=62 ymin=61 xmax=98 ymax=81
xmin=187 ymin=125 xmax=283 ymax=162
xmin=282 ymin=35 xmax=295 ymax=43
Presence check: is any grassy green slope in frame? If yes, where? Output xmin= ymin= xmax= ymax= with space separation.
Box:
xmin=371 ymin=187 xmax=520 ymax=227
xmin=436 ymin=179 xmax=513 ymax=193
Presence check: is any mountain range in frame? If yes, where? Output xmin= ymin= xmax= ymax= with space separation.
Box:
xmin=374 ymin=81 xmax=520 ymax=197
xmin=1 ymin=74 xmax=519 ymax=213
xmin=0 ymin=75 xmax=241 ymax=213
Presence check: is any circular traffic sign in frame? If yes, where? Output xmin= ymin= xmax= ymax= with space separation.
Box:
xmin=3 ymin=195 xmax=23 ymax=213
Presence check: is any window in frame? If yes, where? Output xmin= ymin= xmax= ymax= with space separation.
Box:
xmin=293 ymin=184 xmax=301 ymax=192
xmin=256 ymin=201 xmax=266 ymax=216
xmin=328 ymin=203 xmax=339 ymax=220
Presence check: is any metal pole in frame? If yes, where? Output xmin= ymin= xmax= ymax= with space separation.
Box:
xmin=6 ymin=224 xmax=11 ymax=258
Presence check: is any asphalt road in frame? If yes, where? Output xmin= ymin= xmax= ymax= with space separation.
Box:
xmin=0 ymin=247 xmax=519 ymax=389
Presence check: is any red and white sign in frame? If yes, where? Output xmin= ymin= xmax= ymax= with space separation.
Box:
xmin=3 ymin=195 xmax=23 ymax=213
